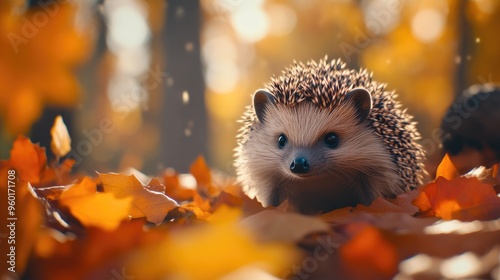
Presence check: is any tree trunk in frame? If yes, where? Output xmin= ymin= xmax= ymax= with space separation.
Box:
xmin=162 ymin=0 xmax=207 ymax=172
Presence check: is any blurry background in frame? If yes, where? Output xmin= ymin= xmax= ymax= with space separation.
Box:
xmin=0 ymin=0 xmax=499 ymax=176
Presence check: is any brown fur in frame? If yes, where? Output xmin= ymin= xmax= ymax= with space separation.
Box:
xmin=235 ymin=102 xmax=402 ymax=213
xmin=234 ymin=57 xmax=425 ymax=213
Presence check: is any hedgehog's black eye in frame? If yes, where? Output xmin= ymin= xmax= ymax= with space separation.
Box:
xmin=278 ymin=134 xmax=287 ymax=149
xmin=324 ymin=133 xmax=339 ymax=148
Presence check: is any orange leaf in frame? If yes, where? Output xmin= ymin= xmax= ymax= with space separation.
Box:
xmin=50 ymin=115 xmax=71 ymax=158
xmin=62 ymin=193 xmax=132 ymax=231
xmin=9 ymin=136 xmax=47 ymax=184
xmin=60 ymin=177 xmax=131 ymax=231
xmin=190 ymin=156 xmax=220 ymax=197
xmin=180 ymin=192 xmax=212 ymax=219
xmin=340 ymin=224 xmax=398 ymax=279
xmin=0 ymin=180 xmax=43 ymax=275
xmin=436 ymin=154 xmax=460 ymax=180
xmin=40 ymin=159 xmax=76 ymax=186
xmin=99 ymin=173 xmax=178 ymax=224
xmin=163 ymin=168 xmax=196 ymax=202
xmin=413 ymin=176 xmax=500 ymax=221
xmin=60 ymin=177 xmax=96 ymax=199
xmin=412 ymin=190 xmax=435 ymax=217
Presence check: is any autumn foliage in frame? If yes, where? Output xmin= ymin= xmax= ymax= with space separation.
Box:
xmin=1 ymin=118 xmax=500 ymax=279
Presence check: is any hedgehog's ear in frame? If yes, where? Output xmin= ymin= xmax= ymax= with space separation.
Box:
xmin=253 ymin=89 xmax=275 ymax=123
xmin=345 ymin=88 xmax=372 ymax=124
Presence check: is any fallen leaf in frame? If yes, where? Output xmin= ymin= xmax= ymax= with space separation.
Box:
xmin=146 ymin=178 xmax=166 ymax=193
xmin=321 ymin=190 xmax=420 ymax=225
xmin=60 ymin=177 xmax=132 ymax=231
xmin=0 ymin=181 xmax=43 ymax=275
xmin=60 ymin=177 xmax=96 ymax=199
xmin=436 ymin=154 xmax=460 ymax=180
xmin=340 ymin=224 xmax=398 ymax=279
xmin=50 ymin=115 xmax=71 ymax=158
xmin=28 ymin=219 xmax=148 ymax=280
xmin=180 ymin=192 xmax=212 ymax=220
xmin=163 ymin=168 xmax=196 ymax=202
xmin=413 ymin=176 xmax=500 ymax=221
xmin=190 ymin=155 xmax=220 ymax=197
xmin=131 ymin=206 xmax=300 ymax=280
xmin=8 ymin=136 xmax=47 ymax=184
xmin=99 ymin=173 xmax=178 ymax=224
xmin=240 ymin=210 xmax=330 ymax=243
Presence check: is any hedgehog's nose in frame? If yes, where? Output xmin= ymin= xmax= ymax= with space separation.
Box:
xmin=290 ymin=157 xmax=310 ymax=174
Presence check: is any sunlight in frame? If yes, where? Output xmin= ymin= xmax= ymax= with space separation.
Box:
xmin=267 ymin=4 xmax=297 ymax=36
xmin=399 ymin=254 xmax=434 ymax=275
xmin=411 ymin=8 xmax=445 ymax=43
xmin=206 ymin=62 xmax=240 ymax=94
xmin=440 ymin=253 xmax=482 ymax=278
xmin=230 ymin=7 xmax=269 ymax=42
xmin=424 ymin=220 xmax=484 ymax=234
xmin=106 ymin=2 xmax=150 ymax=51
xmin=202 ymin=34 xmax=240 ymax=93
xmin=362 ymin=0 xmax=401 ymax=35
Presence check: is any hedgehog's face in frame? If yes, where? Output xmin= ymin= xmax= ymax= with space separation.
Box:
xmin=237 ymin=87 xmax=405 ymax=210
xmin=249 ymin=88 xmax=378 ymax=180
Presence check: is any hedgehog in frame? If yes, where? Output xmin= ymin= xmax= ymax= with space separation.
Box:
xmin=234 ymin=57 xmax=426 ymax=213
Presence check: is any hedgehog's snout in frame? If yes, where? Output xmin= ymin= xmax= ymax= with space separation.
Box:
xmin=290 ymin=157 xmax=310 ymax=174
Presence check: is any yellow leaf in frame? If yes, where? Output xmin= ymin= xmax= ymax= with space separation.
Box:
xmin=61 ymin=192 xmax=132 ymax=231
xmin=50 ymin=115 xmax=72 ymax=158
xmin=99 ymin=173 xmax=178 ymax=224
xmin=60 ymin=177 xmax=96 ymax=199
xmin=131 ymin=206 xmax=300 ymax=279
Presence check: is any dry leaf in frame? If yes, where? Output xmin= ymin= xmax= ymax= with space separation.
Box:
xmin=8 ymin=136 xmax=47 ymax=184
xmin=413 ymin=176 xmax=500 ymax=221
xmin=240 ymin=210 xmax=330 ymax=243
xmin=190 ymin=155 xmax=220 ymax=197
xmin=50 ymin=115 xmax=71 ymax=158
xmin=0 ymin=181 xmax=43 ymax=275
xmin=163 ymin=168 xmax=196 ymax=202
xmin=99 ymin=173 xmax=178 ymax=224
xmin=180 ymin=192 xmax=212 ymax=219
xmin=436 ymin=154 xmax=460 ymax=180
xmin=60 ymin=177 xmax=132 ymax=231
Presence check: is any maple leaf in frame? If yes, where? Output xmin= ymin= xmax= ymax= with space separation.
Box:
xmin=413 ymin=176 xmax=500 ymax=221
xmin=0 ymin=3 xmax=93 ymax=134
xmin=7 ymin=136 xmax=47 ymax=184
xmin=50 ymin=115 xmax=71 ymax=158
xmin=436 ymin=154 xmax=460 ymax=180
xmin=190 ymin=155 xmax=220 ymax=197
xmin=1 ymin=136 xmax=75 ymax=188
xmin=99 ymin=173 xmax=178 ymax=224
xmin=60 ymin=177 xmax=132 ymax=231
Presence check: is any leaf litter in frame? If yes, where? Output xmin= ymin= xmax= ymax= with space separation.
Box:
xmin=1 ymin=116 xmax=500 ymax=279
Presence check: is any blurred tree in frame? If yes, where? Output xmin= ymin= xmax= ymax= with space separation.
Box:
xmin=162 ymin=0 xmax=208 ymax=172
